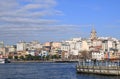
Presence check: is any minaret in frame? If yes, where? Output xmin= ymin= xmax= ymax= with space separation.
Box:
xmin=90 ymin=26 xmax=97 ymax=40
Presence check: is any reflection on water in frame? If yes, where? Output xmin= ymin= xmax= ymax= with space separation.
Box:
xmin=0 ymin=63 xmax=119 ymax=79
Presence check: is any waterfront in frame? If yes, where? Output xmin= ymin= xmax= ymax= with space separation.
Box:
xmin=0 ymin=63 xmax=119 ymax=79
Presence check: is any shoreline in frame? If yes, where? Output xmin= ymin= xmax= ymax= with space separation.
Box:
xmin=11 ymin=60 xmax=54 ymax=63
xmin=10 ymin=60 xmax=78 ymax=63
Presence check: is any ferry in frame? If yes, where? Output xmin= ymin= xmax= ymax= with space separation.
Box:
xmin=0 ymin=59 xmax=5 ymax=63
xmin=0 ymin=58 xmax=10 ymax=63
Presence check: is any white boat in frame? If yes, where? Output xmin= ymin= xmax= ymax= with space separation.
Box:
xmin=0 ymin=58 xmax=11 ymax=63
xmin=0 ymin=59 xmax=5 ymax=63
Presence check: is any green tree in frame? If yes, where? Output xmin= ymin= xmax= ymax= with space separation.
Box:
xmin=14 ymin=56 xmax=18 ymax=60
xmin=52 ymin=55 xmax=59 ymax=59
xmin=8 ymin=56 xmax=13 ymax=59
xmin=19 ymin=55 xmax=25 ymax=60
xmin=46 ymin=55 xmax=50 ymax=60
xmin=25 ymin=54 xmax=33 ymax=60
xmin=33 ymin=56 xmax=40 ymax=60
xmin=42 ymin=55 xmax=45 ymax=60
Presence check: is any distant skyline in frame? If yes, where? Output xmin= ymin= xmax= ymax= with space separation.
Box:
xmin=0 ymin=0 xmax=120 ymax=45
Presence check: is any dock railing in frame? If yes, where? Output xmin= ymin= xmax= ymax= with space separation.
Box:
xmin=77 ymin=60 xmax=120 ymax=75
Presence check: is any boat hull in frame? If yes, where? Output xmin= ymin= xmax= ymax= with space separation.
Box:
xmin=0 ymin=59 xmax=5 ymax=63
xmin=0 ymin=59 xmax=10 ymax=64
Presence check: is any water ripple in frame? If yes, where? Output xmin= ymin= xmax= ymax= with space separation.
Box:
xmin=0 ymin=63 xmax=119 ymax=79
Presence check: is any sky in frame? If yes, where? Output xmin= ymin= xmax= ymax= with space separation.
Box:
xmin=0 ymin=0 xmax=120 ymax=45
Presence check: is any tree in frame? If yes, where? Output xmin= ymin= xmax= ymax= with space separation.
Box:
xmin=8 ymin=56 xmax=13 ymax=59
xmin=19 ymin=55 xmax=25 ymax=60
xmin=79 ymin=50 xmax=89 ymax=60
xmin=46 ymin=55 xmax=50 ymax=60
xmin=51 ymin=54 xmax=60 ymax=59
xmin=42 ymin=55 xmax=46 ymax=60
xmin=52 ymin=55 xmax=57 ymax=59
xmin=25 ymin=54 xmax=33 ymax=60
xmin=33 ymin=56 xmax=40 ymax=60
xmin=14 ymin=56 xmax=18 ymax=60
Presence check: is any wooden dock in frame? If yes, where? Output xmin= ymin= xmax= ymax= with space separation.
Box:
xmin=76 ymin=61 xmax=120 ymax=76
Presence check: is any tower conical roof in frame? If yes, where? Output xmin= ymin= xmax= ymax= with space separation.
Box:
xmin=90 ymin=26 xmax=97 ymax=40
xmin=91 ymin=27 xmax=96 ymax=33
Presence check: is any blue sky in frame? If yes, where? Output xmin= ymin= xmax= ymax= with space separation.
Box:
xmin=0 ymin=0 xmax=120 ymax=45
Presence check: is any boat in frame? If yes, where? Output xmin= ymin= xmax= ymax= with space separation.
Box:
xmin=0 ymin=58 xmax=11 ymax=63
xmin=0 ymin=59 xmax=5 ymax=63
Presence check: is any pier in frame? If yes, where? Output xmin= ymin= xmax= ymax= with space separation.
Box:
xmin=76 ymin=60 xmax=120 ymax=76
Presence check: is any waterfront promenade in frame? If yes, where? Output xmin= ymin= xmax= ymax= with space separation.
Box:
xmin=77 ymin=60 xmax=120 ymax=76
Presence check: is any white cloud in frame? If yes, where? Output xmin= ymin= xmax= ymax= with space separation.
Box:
xmin=0 ymin=0 xmax=61 ymax=18
xmin=0 ymin=17 xmax=58 ymax=24
xmin=0 ymin=0 xmax=90 ymax=44
xmin=0 ymin=24 xmax=91 ymax=32
xmin=0 ymin=0 xmax=64 ymax=43
xmin=0 ymin=0 xmax=18 ymax=10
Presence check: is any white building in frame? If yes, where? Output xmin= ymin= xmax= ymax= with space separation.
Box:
xmin=72 ymin=38 xmax=82 ymax=42
xmin=117 ymin=41 xmax=120 ymax=52
xmin=17 ymin=41 xmax=26 ymax=51
xmin=75 ymin=42 xmax=82 ymax=51
xmin=39 ymin=50 xmax=48 ymax=57
xmin=26 ymin=49 xmax=36 ymax=56
xmin=92 ymin=51 xmax=104 ymax=60
xmin=0 ymin=41 xmax=4 ymax=48
xmin=6 ymin=45 xmax=16 ymax=52
xmin=71 ymin=49 xmax=79 ymax=55
xmin=69 ymin=42 xmax=75 ymax=50
xmin=68 ymin=41 xmax=82 ymax=51
xmin=102 ymin=40 xmax=114 ymax=52
xmin=61 ymin=43 xmax=70 ymax=52
xmin=26 ymin=41 xmax=42 ymax=50
xmin=92 ymin=40 xmax=102 ymax=47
